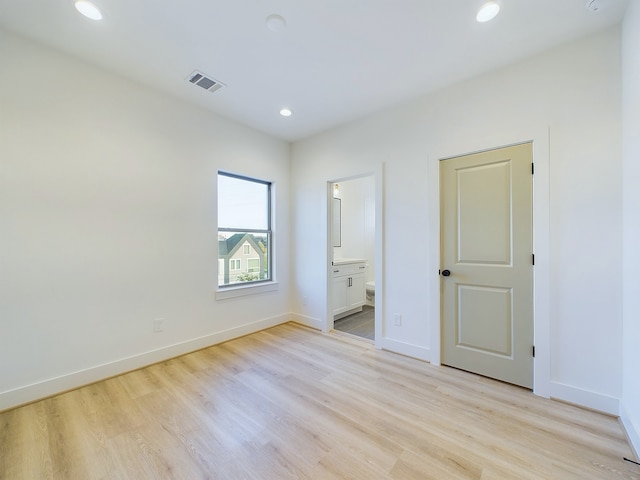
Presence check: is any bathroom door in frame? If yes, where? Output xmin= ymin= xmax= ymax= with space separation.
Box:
xmin=440 ymin=143 xmax=534 ymax=388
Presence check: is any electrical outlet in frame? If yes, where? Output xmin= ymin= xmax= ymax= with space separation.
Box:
xmin=303 ymin=296 xmax=308 ymax=306
xmin=153 ymin=318 xmax=164 ymax=333
xmin=393 ymin=314 xmax=402 ymax=326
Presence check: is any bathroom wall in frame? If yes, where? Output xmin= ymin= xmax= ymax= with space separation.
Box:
xmin=333 ymin=176 xmax=375 ymax=286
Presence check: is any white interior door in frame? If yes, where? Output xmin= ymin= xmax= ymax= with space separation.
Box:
xmin=440 ymin=143 xmax=534 ymax=388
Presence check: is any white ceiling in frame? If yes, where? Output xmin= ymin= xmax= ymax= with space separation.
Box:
xmin=0 ymin=0 xmax=629 ymax=142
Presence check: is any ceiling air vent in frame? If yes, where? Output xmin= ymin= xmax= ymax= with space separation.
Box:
xmin=187 ymin=70 xmax=225 ymax=93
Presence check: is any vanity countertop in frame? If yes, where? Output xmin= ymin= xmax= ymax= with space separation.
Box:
xmin=332 ymin=258 xmax=367 ymax=266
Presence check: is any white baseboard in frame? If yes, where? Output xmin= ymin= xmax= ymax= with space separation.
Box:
xmin=289 ymin=313 xmax=323 ymax=330
xmin=0 ymin=314 xmax=290 ymax=412
xmin=549 ymin=381 xmax=620 ymax=416
xmin=620 ymin=402 xmax=640 ymax=460
xmin=379 ymin=337 xmax=430 ymax=362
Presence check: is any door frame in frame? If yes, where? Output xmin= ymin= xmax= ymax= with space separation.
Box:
xmin=427 ymin=127 xmax=551 ymax=398
xmin=325 ymin=165 xmax=384 ymax=349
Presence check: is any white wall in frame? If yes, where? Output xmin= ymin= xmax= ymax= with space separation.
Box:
xmin=291 ymin=28 xmax=622 ymax=412
xmin=621 ymin=1 xmax=640 ymax=457
xmin=0 ymin=30 xmax=291 ymax=410
xmin=333 ymin=176 xmax=375 ymax=283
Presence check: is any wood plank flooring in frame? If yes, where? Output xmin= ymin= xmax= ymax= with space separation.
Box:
xmin=1 ymin=322 xmax=638 ymax=479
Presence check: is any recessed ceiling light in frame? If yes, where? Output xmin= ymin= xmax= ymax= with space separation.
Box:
xmin=75 ymin=1 xmax=103 ymax=20
xmin=266 ymin=14 xmax=287 ymax=33
xmin=476 ymin=2 xmax=500 ymax=23
xmin=279 ymin=108 xmax=293 ymax=117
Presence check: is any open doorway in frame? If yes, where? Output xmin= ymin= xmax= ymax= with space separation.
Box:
xmin=329 ymin=175 xmax=376 ymax=341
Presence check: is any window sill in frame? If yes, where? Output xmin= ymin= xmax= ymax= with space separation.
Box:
xmin=215 ymin=281 xmax=279 ymax=300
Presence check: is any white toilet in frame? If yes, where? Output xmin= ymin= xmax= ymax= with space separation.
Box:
xmin=365 ymin=281 xmax=375 ymax=304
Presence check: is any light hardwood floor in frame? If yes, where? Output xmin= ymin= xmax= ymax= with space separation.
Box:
xmin=1 ymin=323 xmax=638 ymax=479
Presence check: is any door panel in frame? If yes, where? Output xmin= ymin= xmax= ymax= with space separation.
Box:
xmin=349 ymin=274 xmax=366 ymax=310
xmin=332 ymin=276 xmax=349 ymax=316
xmin=457 ymin=285 xmax=512 ymax=356
xmin=441 ymin=143 xmax=533 ymax=388
xmin=458 ymin=161 xmax=511 ymax=265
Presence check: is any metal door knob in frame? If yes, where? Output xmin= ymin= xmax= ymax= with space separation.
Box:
xmin=441 ymin=269 xmax=451 ymax=277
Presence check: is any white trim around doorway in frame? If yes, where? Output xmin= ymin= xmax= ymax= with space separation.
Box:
xmin=427 ymin=126 xmax=551 ymax=399
xmin=325 ymin=164 xmax=385 ymax=350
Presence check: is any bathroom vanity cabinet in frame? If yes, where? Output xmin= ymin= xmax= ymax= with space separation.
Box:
xmin=331 ymin=260 xmax=366 ymax=318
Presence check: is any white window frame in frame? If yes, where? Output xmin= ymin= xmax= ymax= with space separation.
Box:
xmin=216 ymin=171 xmax=277 ymax=299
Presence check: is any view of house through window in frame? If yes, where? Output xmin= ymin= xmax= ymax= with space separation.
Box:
xmin=218 ymin=172 xmax=271 ymax=287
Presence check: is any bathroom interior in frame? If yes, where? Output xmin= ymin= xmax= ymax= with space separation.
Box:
xmin=331 ymin=175 xmax=376 ymax=340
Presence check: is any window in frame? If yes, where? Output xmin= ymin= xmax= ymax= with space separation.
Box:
xmin=218 ymin=172 xmax=271 ymax=287
xmin=247 ymin=258 xmax=260 ymax=273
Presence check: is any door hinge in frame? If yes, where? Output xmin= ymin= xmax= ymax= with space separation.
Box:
xmin=532 ymin=345 xmax=536 ymax=358
xmin=532 ymin=163 xmax=535 ymax=175
xmin=532 ymin=253 xmax=535 ymax=265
